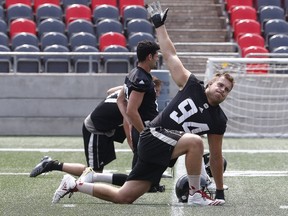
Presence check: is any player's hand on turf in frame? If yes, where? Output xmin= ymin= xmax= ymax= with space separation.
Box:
xmin=147 ymin=1 xmax=169 ymax=28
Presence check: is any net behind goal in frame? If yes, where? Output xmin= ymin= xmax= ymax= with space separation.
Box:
xmin=205 ymin=58 xmax=288 ymax=138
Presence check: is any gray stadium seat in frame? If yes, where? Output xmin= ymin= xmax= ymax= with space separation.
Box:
xmin=103 ymin=45 xmax=130 ymax=73
xmin=73 ymin=45 xmax=100 ymax=73
xmin=43 ymin=44 xmax=71 ymax=73
xmin=14 ymin=44 xmax=41 ymax=73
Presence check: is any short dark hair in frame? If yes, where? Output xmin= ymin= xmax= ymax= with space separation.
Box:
xmin=136 ymin=40 xmax=160 ymax=62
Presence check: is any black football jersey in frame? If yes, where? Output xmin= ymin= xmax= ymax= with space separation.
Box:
xmin=124 ymin=67 xmax=158 ymax=122
xmin=149 ymin=74 xmax=227 ymax=135
xmin=90 ymin=90 xmax=123 ymax=131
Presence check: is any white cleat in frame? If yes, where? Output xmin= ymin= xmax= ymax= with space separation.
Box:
xmin=187 ymin=190 xmax=225 ymax=206
xmin=52 ymin=174 xmax=76 ymax=204
xmin=77 ymin=167 xmax=95 ymax=183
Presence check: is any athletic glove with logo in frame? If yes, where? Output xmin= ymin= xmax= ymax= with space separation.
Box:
xmin=147 ymin=1 xmax=169 ymax=28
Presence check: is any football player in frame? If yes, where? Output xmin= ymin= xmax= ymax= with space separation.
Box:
xmin=51 ymin=2 xmax=234 ymax=206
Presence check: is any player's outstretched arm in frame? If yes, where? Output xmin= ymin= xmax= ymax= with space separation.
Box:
xmin=147 ymin=1 xmax=190 ymax=89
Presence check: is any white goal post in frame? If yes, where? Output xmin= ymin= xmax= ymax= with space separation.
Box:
xmin=205 ymin=58 xmax=288 ymax=138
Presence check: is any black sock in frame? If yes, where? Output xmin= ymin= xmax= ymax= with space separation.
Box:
xmin=49 ymin=161 xmax=63 ymax=171
xmin=112 ymin=173 xmax=128 ymax=186
xmin=215 ymin=189 xmax=225 ymax=200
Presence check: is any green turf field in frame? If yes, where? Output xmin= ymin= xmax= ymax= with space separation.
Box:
xmin=1 ymin=136 xmax=288 ymax=216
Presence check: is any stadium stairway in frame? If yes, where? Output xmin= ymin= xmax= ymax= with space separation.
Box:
xmin=146 ymin=0 xmax=240 ymax=73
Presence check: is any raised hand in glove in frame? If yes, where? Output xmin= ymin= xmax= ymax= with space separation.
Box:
xmin=147 ymin=1 xmax=169 ymax=28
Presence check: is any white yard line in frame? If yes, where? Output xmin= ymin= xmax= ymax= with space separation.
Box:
xmin=1 ymin=148 xmax=288 ymax=153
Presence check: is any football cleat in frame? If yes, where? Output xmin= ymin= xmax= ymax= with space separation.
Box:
xmin=148 ymin=184 xmax=165 ymax=193
xmin=187 ymin=190 xmax=225 ymax=206
xmin=29 ymin=156 xmax=53 ymax=177
xmin=77 ymin=167 xmax=94 ymax=183
xmin=52 ymin=174 xmax=77 ymax=204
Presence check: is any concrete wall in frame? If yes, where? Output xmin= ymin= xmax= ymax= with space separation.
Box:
xmin=0 ymin=72 xmax=203 ymax=136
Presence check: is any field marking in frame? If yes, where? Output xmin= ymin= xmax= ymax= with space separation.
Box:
xmin=2 ymin=170 xmax=287 ymax=177
xmin=1 ymin=148 xmax=288 ymax=153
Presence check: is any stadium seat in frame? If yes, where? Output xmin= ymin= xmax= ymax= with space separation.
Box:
xmin=0 ymin=32 xmax=9 ymax=47
xmin=233 ymin=19 xmax=261 ymax=41
xmin=67 ymin=19 xmax=95 ymax=37
xmin=37 ymin=18 xmax=65 ymax=38
xmin=40 ymin=32 xmax=68 ymax=50
xmin=98 ymin=32 xmax=126 ymax=51
xmin=65 ymin=4 xmax=92 ymax=24
xmin=5 ymin=0 xmax=31 ymax=9
xmin=33 ymin=0 xmax=60 ymax=11
xmin=259 ymin=6 xmax=285 ymax=30
xmin=122 ymin=5 xmax=148 ymax=28
xmin=10 ymin=18 xmax=36 ymax=39
xmin=242 ymin=45 xmax=269 ymax=73
xmin=0 ymin=45 xmax=12 ymax=73
xmin=225 ymin=0 xmax=253 ymax=12
xmin=127 ymin=32 xmax=155 ymax=51
xmin=268 ymin=34 xmax=288 ymax=52
xmin=271 ymin=46 xmax=288 ymax=73
xmin=230 ymin=6 xmax=257 ymax=29
xmin=7 ymin=3 xmax=33 ymax=24
xmin=73 ymin=45 xmax=100 ymax=73
xmin=69 ymin=32 xmax=97 ymax=51
xmin=126 ymin=18 xmax=154 ymax=37
xmin=11 ymin=32 xmax=39 ymax=50
xmin=14 ymin=44 xmax=41 ymax=73
xmin=93 ymin=4 xmax=119 ymax=23
xmin=255 ymin=0 xmax=282 ymax=12
xmin=103 ymin=45 xmax=131 ymax=73
xmin=96 ymin=18 xmax=123 ymax=38
xmin=118 ymin=0 xmax=144 ymax=16
xmin=43 ymin=44 xmax=71 ymax=73
xmin=242 ymin=45 xmax=269 ymax=57
xmin=35 ymin=3 xmax=63 ymax=24
xmin=263 ymin=19 xmax=288 ymax=42
xmin=0 ymin=19 xmax=7 ymax=34
xmin=237 ymin=33 xmax=265 ymax=56
xmin=272 ymin=46 xmax=288 ymax=53
xmin=91 ymin=0 xmax=117 ymax=10
xmin=62 ymin=0 xmax=90 ymax=8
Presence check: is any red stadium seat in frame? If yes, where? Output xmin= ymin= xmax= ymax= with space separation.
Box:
xmin=238 ymin=33 xmax=265 ymax=56
xmin=118 ymin=0 xmax=144 ymax=15
xmin=33 ymin=0 xmax=60 ymax=11
xmin=65 ymin=4 xmax=92 ymax=24
xmin=99 ymin=32 xmax=126 ymax=51
xmin=10 ymin=18 xmax=36 ymax=39
xmin=234 ymin=19 xmax=261 ymax=41
xmin=5 ymin=0 xmax=31 ymax=9
xmin=91 ymin=0 xmax=117 ymax=10
xmin=230 ymin=6 xmax=257 ymax=29
xmin=242 ymin=45 xmax=269 ymax=73
xmin=225 ymin=0 xmax=253 ymax=12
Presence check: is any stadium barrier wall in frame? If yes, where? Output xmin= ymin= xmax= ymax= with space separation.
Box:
xmin=0 ymin=71 xmax=190 ymax=136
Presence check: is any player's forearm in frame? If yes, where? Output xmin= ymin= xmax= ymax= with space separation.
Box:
xmin=126 ymin=111 xmax=144 ymax=133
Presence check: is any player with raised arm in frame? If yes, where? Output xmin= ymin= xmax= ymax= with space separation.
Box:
xmin=147 ymin=1 xmax=234 ymax=202
xmin=51 ymin=1 xmax=234 ymax=206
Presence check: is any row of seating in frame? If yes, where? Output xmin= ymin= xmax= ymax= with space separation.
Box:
xmin=0 ymin=43 xmax=136 ymax=73
xmin=1 ymin=17 xmax=154 ymax=51
xmin=225 ymin=0 xmax=288 ymax=57
xmin=0 ymin=2 xmax=148 ymax=25
xmin=0 ymin=0 xmax=144 ymax=12
xmin=225 ymin=0 xmax=288 ymax=12
xmin=0 ymin=1 xmax=156 ymax=73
